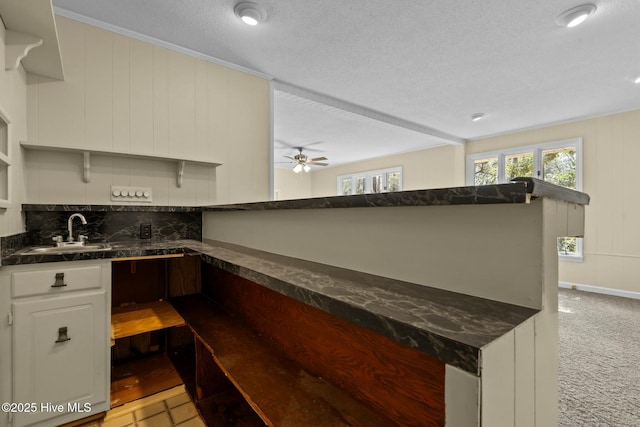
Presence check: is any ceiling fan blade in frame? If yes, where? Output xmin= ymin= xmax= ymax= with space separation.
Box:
xmin=304 ymin=141 xmax=324 ymax=148
xmin=283 ymin=155 xmax=296 ymax=160
xmin=275 ymin=140 xmax=299 ymax=149
xmin=307 ymin=162 xmax=329 ymax=166
xmin=310 ymin=156 xmax=328 ymax=161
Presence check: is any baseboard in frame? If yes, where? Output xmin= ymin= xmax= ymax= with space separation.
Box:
xmin=559 ymin=281 xmax=640 ymax=300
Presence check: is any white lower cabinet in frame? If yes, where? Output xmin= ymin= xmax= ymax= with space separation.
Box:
xmin=1 ymin=260 xmax=111 ymax=427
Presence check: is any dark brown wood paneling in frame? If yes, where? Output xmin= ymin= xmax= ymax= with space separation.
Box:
xmin=168 ymin=325 xmax=195 ymax=349
xmin=173 ymin=296 xmax=391 ymax=427
xmin=112 ymin=259 xmax=166 ymax=307
xmin=111 ymin=332 xmax=163 ymax=363
xmin=196 ymin=337 xmax=233 ymax=400
xmin=169 ymin=254 xmax=202 ymax=297
xmin=169 ymin=342 xmax=197 ymax=398
xmin=196 ymin=391 xmax=266 ymax=427
xmin=202 ymin=265 xmax=446 ymax=427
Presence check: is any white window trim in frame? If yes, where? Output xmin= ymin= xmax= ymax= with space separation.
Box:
xmin=466 ymin=138 xmax=583 ymax=261
xmin=466 ymin=138 xmax=583 ymax=189
xmin=337 ymin=166 xmax=403 ymax=195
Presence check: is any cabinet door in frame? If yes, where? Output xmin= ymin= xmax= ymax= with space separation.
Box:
xmin=12 ymin=291 xmax=108 ymax=427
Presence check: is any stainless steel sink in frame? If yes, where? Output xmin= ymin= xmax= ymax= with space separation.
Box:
xmin=20 ymin=243 xmax=112 ymax=255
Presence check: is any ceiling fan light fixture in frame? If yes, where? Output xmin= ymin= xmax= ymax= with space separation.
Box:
xmin=303 ymin=164 xmax=311 ymax=173
xmin=234 ymin=2 xmax=266 ymax=26
xmin=633 ymin=74 xmax=640 ymax=84
xmin=470 ymin=113 xmax=485 ymax=122
xmin=293 ymin=163 xmax=303 ymax=173
xmin=556 ymin=4 xmax=596 ymax=28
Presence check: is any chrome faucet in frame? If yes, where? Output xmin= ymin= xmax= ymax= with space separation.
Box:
xmin=67 ymin=213 xmax=88 ymax=242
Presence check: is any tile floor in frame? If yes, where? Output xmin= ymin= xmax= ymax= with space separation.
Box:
xmin=79 ymin=386 xmax=206 ymax=427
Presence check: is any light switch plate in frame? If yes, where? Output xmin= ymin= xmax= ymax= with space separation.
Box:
xmin=111 ymin=186 xmax=152 ymax=203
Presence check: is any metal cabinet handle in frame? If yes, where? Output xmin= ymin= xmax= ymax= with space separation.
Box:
xmin=51 ymin=273 xmax=67 ymax=288
xmin=55 ymin=327 xmax=71 ymax=343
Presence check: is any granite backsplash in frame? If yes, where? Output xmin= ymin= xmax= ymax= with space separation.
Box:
xmin=23 ymin=210 xmax=202 ymax=246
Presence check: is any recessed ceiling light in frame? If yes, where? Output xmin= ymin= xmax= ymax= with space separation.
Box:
xmin=556 ymin=4 xmax=597 ymax=28
xmin=470 ymin=113 xmax=485 ymax=122
xmin=234 ymin=2 xmax=266 ymax=26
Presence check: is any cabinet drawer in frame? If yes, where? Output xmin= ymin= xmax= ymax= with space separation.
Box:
xmin=12 ymin=265 xmax=103 ymax=298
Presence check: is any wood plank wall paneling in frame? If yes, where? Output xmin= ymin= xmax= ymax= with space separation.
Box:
xmin=27 ymin=16 xmax=271 ymax=206
xmin=202 ymin=264 xmax=446 ymax=427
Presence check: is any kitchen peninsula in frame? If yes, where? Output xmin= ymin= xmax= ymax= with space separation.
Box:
xmin=0 ymin=178 xmax=588 ymax=427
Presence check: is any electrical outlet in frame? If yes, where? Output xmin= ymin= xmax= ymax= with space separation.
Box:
xmin=140 ymin=223 xmax=151 ymax=239
xmin=111 ymin=186 xmax=152 ymax=202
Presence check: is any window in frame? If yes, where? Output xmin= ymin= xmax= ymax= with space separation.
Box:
xmin=466 ymin=138 xmax=583 ymax=261
xmin=473 ymin=157 xmax=498 ymax=185
xmin=341 ymin=177 xmax=353 ymax=195
xmin=337 ymin=167 xmax=402 ymax=196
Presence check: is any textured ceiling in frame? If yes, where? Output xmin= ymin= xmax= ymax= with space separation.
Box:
xmin=53 ymin=0 xmax=640 ymax=169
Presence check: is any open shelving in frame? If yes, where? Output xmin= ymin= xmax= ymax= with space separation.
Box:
xmin=111 ymin=300 xmax=186 ymax=340
xmin=171 ymin=294 xmax=390 ymax=427
xmin=21 ymin=142 xmax=221 ymax=188
xmin=110 ymin=255 xmax=200 ymax=408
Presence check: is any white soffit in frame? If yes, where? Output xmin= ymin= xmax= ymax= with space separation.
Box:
xmin=274 ymin=88 xmax=453 ymax=168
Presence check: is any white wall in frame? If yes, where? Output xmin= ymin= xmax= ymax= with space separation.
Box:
xmin=0 ymin=24 xmax=28 ymax=237
xmin=466 ymin=109 xmax=640 ymax=294
xmin=274 ymin=168 xmax=312 ymax=200
xmin=26 ymin=16 xmax=271 ymax=206
xmin=309 ymin=144 xmax=465 ymax=198
xmin=205 ymin=203 xmax=544 ymax=308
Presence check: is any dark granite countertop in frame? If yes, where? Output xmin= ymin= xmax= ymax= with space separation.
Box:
xmin=0 ymin=238 xmax=536 ymax=374
xmin=203 ymin=178 xmax=589 ymax=211
xmin=22 ymin=204 xmax=203 ymax=212
xmin=1 ymin=240 xmax=199 ymax=265
xmin=192 ymin=239 xmax=537 ymax=375
xmin=20 ymin=179 xmax=589 ymax=216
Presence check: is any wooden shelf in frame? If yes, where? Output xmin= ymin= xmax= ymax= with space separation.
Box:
xmin=111 ymin=354 xmax=183 ymax=408
xmin=170 ymin=347 xmax=264 ymax=427
xmin=20 ymin=142 xmax=221 ymax=187
xmin=111 ymin=301 xmax=186 ymax=340
xmin=172 ymin=295 xmax=391 ymax=427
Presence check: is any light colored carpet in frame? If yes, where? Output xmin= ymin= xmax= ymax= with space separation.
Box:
xmin=559 ymin=288 xmax=640 ymax=427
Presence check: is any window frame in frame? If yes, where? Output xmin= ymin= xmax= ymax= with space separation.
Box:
xmin=337 ymin=166 xmax=403 ymax=196
xmin=466 ymin=138 xmax=583 ymax=261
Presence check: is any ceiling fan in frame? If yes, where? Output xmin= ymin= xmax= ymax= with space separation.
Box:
xmin=283 ymin=147 xmax=329 ymax=173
